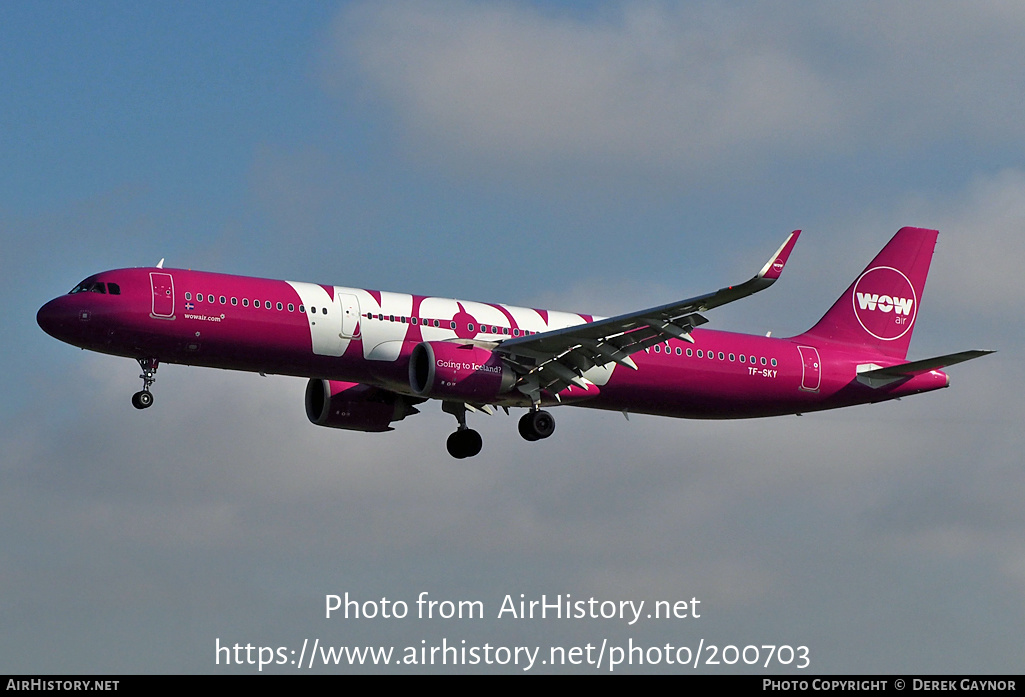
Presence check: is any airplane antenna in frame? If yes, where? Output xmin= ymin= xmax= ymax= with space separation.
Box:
xmin=156 ymin=258 xmax=165 ymax=269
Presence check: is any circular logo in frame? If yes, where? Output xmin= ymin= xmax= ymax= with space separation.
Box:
xmin=851 ymin=266 xmax=917 ymax=341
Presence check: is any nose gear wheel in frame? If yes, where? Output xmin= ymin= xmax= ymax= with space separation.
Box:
xmin=132 ymin=358 xmax=158 ymax=410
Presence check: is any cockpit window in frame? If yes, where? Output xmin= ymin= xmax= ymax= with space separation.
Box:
xmin=69 ymin=280 xmax=107 ymax=294
xmin=107 ymin=282 xmax=121 ymax=295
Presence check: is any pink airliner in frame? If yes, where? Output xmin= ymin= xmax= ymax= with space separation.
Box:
xmin=37 ymin=227 xmax=991 ymax=458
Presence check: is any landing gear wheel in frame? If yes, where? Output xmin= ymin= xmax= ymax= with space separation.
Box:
xmin=518 ymin=414 xmax=539 ymax=441
xmin=447 ymin=429 xmax=483 ymax=459
xmin=518 ymin=410 xmax=555 ymax=441
xmin=133 ymin=358 xmax=159 ymax=409
xmin=132 ymin=391 xmax=154 ymax=409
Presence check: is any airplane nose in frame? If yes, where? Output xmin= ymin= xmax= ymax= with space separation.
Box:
xmin=37 ymin=298 xmax=60 ymax=337
xmin=36 ymin=297 xmax=79 ymax=340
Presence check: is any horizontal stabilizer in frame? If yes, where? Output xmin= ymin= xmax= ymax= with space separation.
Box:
xmin=856 ymin=350 xmax=994 ymax=388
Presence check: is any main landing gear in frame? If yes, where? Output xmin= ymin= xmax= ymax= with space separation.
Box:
xmin=518 ymin=409 xmax=555 ymax=442
xmin=443 ymin=402 xmax=483 ymax=459
xmin=131 ymin=358 xmax=158 ymax=410
xmin=442 ymin=403 xmax=557 ymax=459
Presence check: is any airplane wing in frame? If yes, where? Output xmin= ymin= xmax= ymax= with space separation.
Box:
xmin=495 ymin=231 xmax=801 ymax=403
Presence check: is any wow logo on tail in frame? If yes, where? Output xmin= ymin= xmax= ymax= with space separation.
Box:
xmin=798 ymin=227 xmax=936 ymax=359
xmin=852 ymin=266 xmax=917 ymax=341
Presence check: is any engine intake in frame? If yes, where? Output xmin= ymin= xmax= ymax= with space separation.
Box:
xmin=409 ymin=341 xmax=515 ymax=401
xmin=305 ymin=379 xmax=418 ymax=432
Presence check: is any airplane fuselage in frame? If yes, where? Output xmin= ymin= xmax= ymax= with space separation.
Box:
xmin=37 ymin=265 xmax=948 ymax=422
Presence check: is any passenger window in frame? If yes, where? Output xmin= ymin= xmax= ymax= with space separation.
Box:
xmin=220 ymin=296 xmax=226 ymax=304
xmin=276 ymin=302 xmax=283 ymax=311
xmin=232 ymin=298 xmax=238 ymax=306
xmin=185 ymin=292 xmax=192 ymax=301
xmin=243 ymin=298 xmax=249 ymax=307
xmin=288 ymin=303 xmax=294 ymax=312
xmin=208 ymin=294 xmax=214 ymax=303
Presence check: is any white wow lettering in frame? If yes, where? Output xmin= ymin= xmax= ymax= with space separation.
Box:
xmin=855 ymin=292 xmax=913 ymax=315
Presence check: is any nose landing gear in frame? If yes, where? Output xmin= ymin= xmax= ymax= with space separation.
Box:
xmin=132 ymin=358 xmax=158 ymax=410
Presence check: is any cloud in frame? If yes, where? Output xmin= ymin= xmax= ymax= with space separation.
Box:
xmin=329 ymin=1 xmax=842 ymax=172
xmin=902 ymin=169 xmax=1025 ymax=320
xmin=327 ymin=1 xmax=1025 ymax=176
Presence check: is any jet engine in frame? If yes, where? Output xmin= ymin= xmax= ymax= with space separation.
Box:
xmin=409 ymin=341 xmax=515 ymax=401
xmin=305 ymin=379 xmax=419 ymax=432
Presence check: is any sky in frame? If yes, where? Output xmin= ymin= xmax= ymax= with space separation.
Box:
xmin=2 ymin=0 xmax=1022 ymax=674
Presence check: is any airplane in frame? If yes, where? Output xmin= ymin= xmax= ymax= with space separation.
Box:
xmin=36 ymin=227 xmax=991 ymax=459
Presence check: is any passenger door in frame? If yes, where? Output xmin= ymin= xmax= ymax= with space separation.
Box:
xmin=150 ymin=272 xmax=175 ymax=319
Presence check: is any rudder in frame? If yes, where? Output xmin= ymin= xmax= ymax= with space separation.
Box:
xmin=797 ymin=227 xmax=937 ymax=359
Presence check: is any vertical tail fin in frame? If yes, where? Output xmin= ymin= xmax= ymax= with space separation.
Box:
xmin=798 ymin=227 xmax=937 ymax=359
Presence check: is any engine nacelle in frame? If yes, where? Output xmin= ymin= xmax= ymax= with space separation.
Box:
xmin=409 ymin=341 xmax=515 ymax=401
xmin=305 ymin=379 xmax=418 ymax=432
